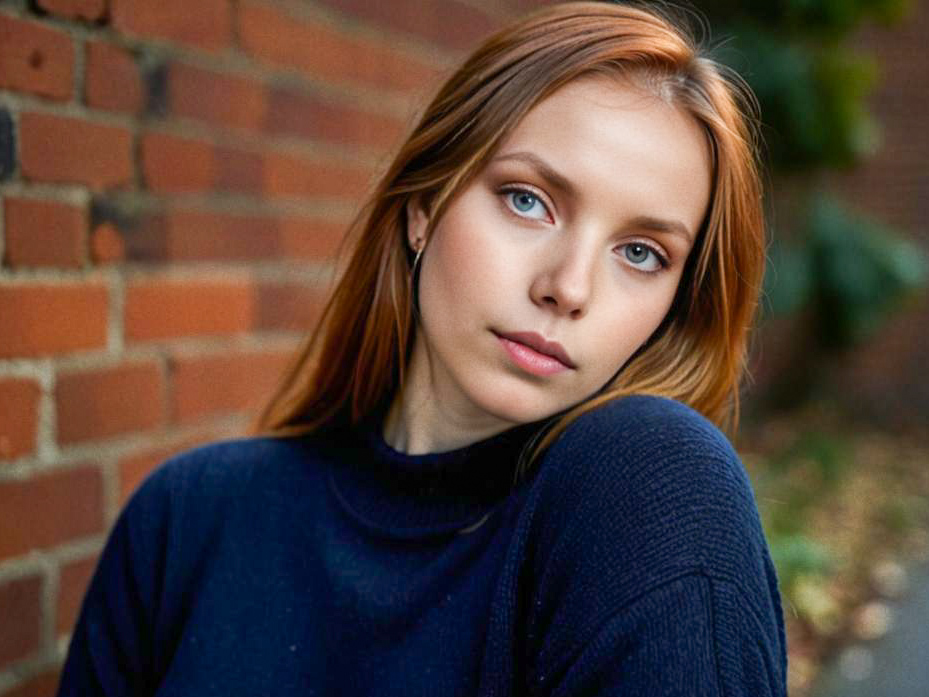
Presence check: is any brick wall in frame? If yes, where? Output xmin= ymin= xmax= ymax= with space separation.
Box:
xmin=1 ymin=0 xmax=925 ymax=692
xmin=826 ymin=1 xmax=929 ymax=427
xmin=0 ymin=0 xmax=521 ymax=691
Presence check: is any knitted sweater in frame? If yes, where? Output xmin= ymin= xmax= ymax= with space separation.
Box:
xmin=57 ymin=396 xmax=787 ymax=696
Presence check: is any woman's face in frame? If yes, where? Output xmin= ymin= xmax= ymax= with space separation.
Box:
xmin=403 ymin=75 xmax=712 ymax=440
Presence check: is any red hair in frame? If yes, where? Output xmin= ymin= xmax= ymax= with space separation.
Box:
xmin=254 ymin=2 xmax=765 ymax=466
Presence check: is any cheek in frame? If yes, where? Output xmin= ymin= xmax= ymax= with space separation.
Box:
xmin=586 ymin=284 xmax=678 ymax=371
xmin=421 ymin=209 xmax=514 ymax=317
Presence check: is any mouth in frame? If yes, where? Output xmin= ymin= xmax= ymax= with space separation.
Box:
xmin=493 ymin=330 xmax=577 ymax=376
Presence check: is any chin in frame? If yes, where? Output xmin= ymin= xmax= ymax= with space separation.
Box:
xmin=466 ymin=376 xmax=573 ymax=426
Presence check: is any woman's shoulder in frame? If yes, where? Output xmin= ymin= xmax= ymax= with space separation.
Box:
xmin=538 ymin=395 xmax=749 ymax=504
xmin=524 ymin=396 xmax=785 ymax=681
xmin=531 ymin=394 xmax=772 ymax=587
xmin=123 ymin=433 xmax=326 ymax=521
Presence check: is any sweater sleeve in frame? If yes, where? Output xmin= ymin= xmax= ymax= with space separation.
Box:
xmin=531 ymin=574 xmax=782 ymax=696
xmin=524 ymin=396 xmax=787 ymax=696
xmin=56 ymin=460 xmax=176 ymax=696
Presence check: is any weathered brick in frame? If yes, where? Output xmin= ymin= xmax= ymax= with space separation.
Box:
xmin=254 ymin=281 xmax=327 ymax=331
xmin=237 ymin=1 xmax=439 ymax=93
xmin=0 ymin=14 xmax=73 ymax=101
xmin=56 ymin=554 xmax=99 ymax=637
xmin=125 ymin=279 xmax=253 ymax=341
xmin=37 ymin=0 xmax=107 ymax=21
xmin=140 ymin=131 xmax=214 ymax=193
xmin=19 ymin=112 xmax=132 ymax=189
xmin=152 ymin=210 xmax=276 ymax=261
xmin=0 ymin=575 xmax=42 ymax=666
xmin=170 ymin=349 xmax=292 ymax=423
xmin=0 ymin=109 xmax=13 ymax=181
xmin=0 ymin=378 xmax=41 ymax=461
xmin=55 ymin=361 xmax=166 ymax=444
xmin=2 ymin=197 xmax=86 ymax=269
xmin=276 ymin=217 xmax=345 ymax=263
xmin=110 ymin=0 xmax=232 ymax=52
xmin=85 ymin=40 xmax=144 ymax=114
xmin=215 ymin=146 xmax=263 ymax=193
xmin=167 ymin=62 xmax=267 ymax=132
xmin=266 ymin=87 xmax=405 ymax=148
xmin=0 ymin=283 xmax=108 ymax=358
xmin=90 ymin=222 xmax=125 ymax=264
xmin=262 ymin=151 xmax=372 ymax=200
xmin=315 ymin=0 xmax=496 ymax=51
xmin=0 ymin=466 xmax=104 ymax=561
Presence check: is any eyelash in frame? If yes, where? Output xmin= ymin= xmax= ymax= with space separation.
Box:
xmin=499 ymin=185 xmax=553 ymax=223
xmin=497 ymin=185 xmax=671 ymax=275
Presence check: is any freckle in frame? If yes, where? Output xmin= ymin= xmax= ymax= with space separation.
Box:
xmin=28 ymin=50 xmax=44 ymax=69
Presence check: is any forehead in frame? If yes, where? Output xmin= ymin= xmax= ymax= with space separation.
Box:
xmin=492 ymin=75 xmax=712 ymax=232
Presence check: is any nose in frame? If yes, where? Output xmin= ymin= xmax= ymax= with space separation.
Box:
xmin=529 ymin=240 xmax=595 ymax=319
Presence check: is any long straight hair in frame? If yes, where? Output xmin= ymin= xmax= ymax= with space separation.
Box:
xmin=253 ymin=1 xmax=765 ymax=471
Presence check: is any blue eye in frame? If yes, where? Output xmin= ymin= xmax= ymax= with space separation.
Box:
xmin=622 ymin=243 xmax=666 ymax=273
xmin=503 ymin=189 xmax=550 ymax=221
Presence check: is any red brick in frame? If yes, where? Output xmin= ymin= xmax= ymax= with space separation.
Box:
xmin=215 ymin=147 xmax=263 ymax=193
xmin=90 ymin=222 xmax=125 ymax=264
xmin=170 ymin=349 xmax=292 ymax=423
xmin=0 ymin=575 xmax=42 ymax=666
xmin=0 ymin=466 xmax=104 ymax=561
xmin=0 ymin=15 xmax=73 ymax=101
xmin=160 ymin=210 xmax=277 ymax=260
xmin=123 ymin=210 xmax=274 ymax=262
xmin=237 ymin=1 xmax=439 ymax=93
xmin=19 ymin=112 xmax=132 ymax=189
xmin=37 ymin=0 xmax=107 ymax=21
xmin=56 ymin=553 xmax=98 ymax=636
xmin=110 ymin=0 xmax=232 ymax=52
xmin=266 ymin=87 xmax=405 ymax=148
xmin=254 ymin=281 xmax=327 ymax=331
xmin=85 ymin=40 xmax=144 ymax=114
xmin=3 ymin=668 xmax=60 ymax=697
xmin=263 ymin=151 xmax=372 ymax=200
xmin=167 ymin=62 xmax=267 ymax=132
xmin=3 ymin=197 xmax=86 ymax=269
xmin=277 ymin=218 xmax=344 ymax=262
xmin=125 ymin=279 xmax=253 ymax=341
xmin=316 ymin=0 xmax=496 ymax=51
xmin=140 ymin=132 xmax=214 ymax=193
xmin=0 ymin=283 xmax=108 ymax=358
xmin=55 ymin=361 xmax=166 ymax=444
xmin=0 ymin=378 xmax=41 ymax=461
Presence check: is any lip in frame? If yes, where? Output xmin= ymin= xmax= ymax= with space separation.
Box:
xmin=494 ymin=330 xmax=576 ymax=376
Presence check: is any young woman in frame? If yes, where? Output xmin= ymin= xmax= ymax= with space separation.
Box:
xmin=58 ymin=2 xmax=786 ymax=695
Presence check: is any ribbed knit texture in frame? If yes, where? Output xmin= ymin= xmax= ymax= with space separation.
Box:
xmin=57 ymin=396 xmax=787 ymax=696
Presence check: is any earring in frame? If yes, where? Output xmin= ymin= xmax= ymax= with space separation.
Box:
xmin=411 ymin=239 xmax=425 ymax=277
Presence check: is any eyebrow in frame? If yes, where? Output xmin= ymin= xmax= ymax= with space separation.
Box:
xmin=490 ymin=150 xmax=695 ymax=244
xmin=491 ymin=151 xmax=577 ymax=199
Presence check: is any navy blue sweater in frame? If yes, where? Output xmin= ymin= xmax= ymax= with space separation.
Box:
xmin=57 ymin=396 xmax=787 ymax=695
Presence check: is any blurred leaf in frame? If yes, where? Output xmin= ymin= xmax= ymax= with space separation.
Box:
xmin=808 ymin=194 xmax=929 ymax=347
xmin=770 ymin=534 xmax=834 ymax=585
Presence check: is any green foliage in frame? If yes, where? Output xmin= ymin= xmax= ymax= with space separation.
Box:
xmin=691 ymin=0 xmax=928 ymax=360
xmin=765 ymin=194 xmax=928 ymax=347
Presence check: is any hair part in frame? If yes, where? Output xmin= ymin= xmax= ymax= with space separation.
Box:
xmin=253 ymin=1 xmax=766 ymax=473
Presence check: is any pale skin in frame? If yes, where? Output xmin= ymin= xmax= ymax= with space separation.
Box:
xmin=383 ymin=75 xmax=713 ymax=454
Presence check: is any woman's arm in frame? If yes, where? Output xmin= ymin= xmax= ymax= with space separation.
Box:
xmin=56 ymin=462 xmax=176 ymax=696
xmin=524 ymin=396 xmax=787 ymax=696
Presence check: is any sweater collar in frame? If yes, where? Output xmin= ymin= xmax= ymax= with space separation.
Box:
xmin=324 ymin=407 xmax=548 ymax=539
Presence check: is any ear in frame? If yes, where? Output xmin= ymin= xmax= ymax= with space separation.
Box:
xmin=405 ymin=198 xmax=430 ymax=251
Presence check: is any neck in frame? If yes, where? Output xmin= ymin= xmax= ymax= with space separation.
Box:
xmin=381 ymin=342 xmax=516 ymax=455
